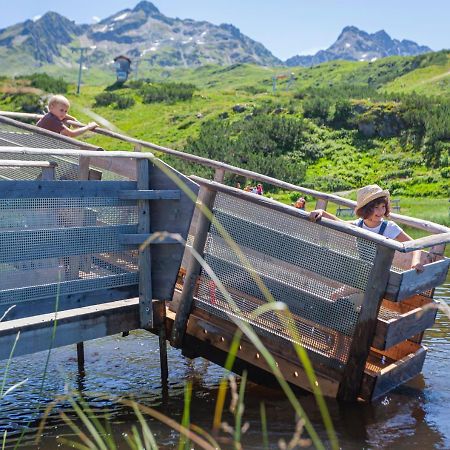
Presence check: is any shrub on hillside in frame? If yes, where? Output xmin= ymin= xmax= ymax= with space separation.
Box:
xmin=140 ymin=82 xmax=196 ymax=103
xmin=114 ymin=96 xmax=135 ymax=109
xmin=13 ymin=93 xmax=43 ymax=113
xmin=21 ymin=73 xmax=68 ymax=93
xmin=94 ymin=92 xmax=120 ymax=107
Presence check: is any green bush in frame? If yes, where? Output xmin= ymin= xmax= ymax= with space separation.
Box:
xmin=114 ymin=96 xmax=135 ymax=110
xmin=13 ymin=93 xmax=43 ymax=113
xmin=21 ymin=73 xmax=68 ymax=93
xmin=140 ymin=82 xmax=196 ymax=104
xmin=94 ymin=92 xmax=120 ymax=107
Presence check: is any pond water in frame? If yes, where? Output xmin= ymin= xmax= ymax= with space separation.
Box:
xmin=1 ymin=283 xmax=449 ymax=449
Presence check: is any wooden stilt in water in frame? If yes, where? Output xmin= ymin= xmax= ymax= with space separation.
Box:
xmin=77 ymin=342 xmax=85 ymax=375
xmin=154 ymin=300 xmax=169 ymax=385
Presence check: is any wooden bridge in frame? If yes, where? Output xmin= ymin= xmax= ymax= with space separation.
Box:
xmin=0 ymin=114 xmax=449 ymax=402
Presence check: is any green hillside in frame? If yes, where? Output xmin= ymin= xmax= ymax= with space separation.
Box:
xmin=0 ymin=52 xmax=448 ymax=221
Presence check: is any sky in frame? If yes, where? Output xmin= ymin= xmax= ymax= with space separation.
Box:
xmin=1 ymin=0 xmax=449 ymax=60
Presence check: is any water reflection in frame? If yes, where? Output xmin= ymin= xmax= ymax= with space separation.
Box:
xmin=0 ymin=284 xmax=449 ymax=449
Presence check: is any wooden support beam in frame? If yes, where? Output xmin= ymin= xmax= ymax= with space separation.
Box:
xmin=118 ymin=189 xmax=180 ymax=200
xmin=0 ymin=299 xmax=140 ymax=360
xmin=137 ymin=158 xmax=153 ymax=328
xmin=77 ymin=342 xmax=85 ymax=374
xmin=171 ymin=186 xmax=217 ymax=348
xmin=337 ymin=245 xmax=395 ymax=401
xmin=119 ymin=234 xmax=180 ymax=246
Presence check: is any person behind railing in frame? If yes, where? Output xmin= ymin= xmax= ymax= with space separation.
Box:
xmin=37 ymin=95 xmax=98 ymax=138
xmin=293 ymin=197 xmax=306 ymax=210
xmin=256 ymin=183 xmax=264 ymax=195
xmin=309 ymin=184 xmax=424 ymax=272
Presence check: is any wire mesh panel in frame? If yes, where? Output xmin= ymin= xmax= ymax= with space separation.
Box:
xmin=193 ymin=192 xmax=379 ymax=372
xmin=0 ymin=122 xmax=127 ymax=181
xmin=0 ymin=192 xmax=138 ymax=312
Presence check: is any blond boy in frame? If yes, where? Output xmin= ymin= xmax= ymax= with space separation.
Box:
xmin=37 ymin=95 xmax=98 ymax=138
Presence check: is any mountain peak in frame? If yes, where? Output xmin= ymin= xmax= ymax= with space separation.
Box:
xmin=133 ymin=1 xmax=160 ymax=16
xmin=286 ymin=26 xmax=432 ymax=67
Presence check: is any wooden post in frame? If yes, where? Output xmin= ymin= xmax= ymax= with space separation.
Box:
xmin=337 ymin=245 xmax=395 ymax=401
xmin=153 ymin=300 xmax=169 ymax=384
xmin=315 ymin=198 xmax=328 ymax=210
xmin=171 ymin=186 xmax=217 ymax=348
xmin=77 ymin=342 xmax=85 ymax=374
xmin=41 ymin=161 xmax=57 ymax=180
xmin=137 ymin=157 xmax=153 ymax=328
xmin=214 ymin=168 xmax=225 ymax=183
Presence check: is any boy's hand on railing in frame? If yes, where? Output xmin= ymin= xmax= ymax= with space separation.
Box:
xmin=87 ymin=122 xmax=98 ymax=130
xmin=411 ymin=262 xmax=424 ymax=272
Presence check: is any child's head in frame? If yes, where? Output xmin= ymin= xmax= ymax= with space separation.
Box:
xmin=355 ymin=184 xmax=391 ymax=219
xmin=48 ymin=95 xmax=70 ymax=121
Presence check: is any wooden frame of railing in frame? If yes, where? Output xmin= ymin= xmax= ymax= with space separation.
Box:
xmin=175 ymin=177 xmax=450 ymax=401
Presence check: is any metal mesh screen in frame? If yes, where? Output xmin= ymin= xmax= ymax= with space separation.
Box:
xmin=194 ymin=192 xmax=379 ymax=372
xmin=0 ymin=123 xmax=127 ymax=181
xmin=0 ymin=196 xmax=138 ymax=307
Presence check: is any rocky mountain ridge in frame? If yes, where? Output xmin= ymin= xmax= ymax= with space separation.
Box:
xmin=286 ymin=26 xmax=432 ymax=66
xmin=0 ymin=1 xmax=281 ymax=70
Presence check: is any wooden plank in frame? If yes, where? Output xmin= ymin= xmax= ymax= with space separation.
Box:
xmin=0 ymin=273 xmax=138 ymax=310
xmin=191 ymin=305 xmax=347 ymax=380
xmin=118 ymin=189 xmax=180 ymax=200
xmin=402 ymin=233 xmax=450 ymax=252
xmin=0 ymin=224 xmax=137 ymax=263
xmin=0 ymin=180 xmax=137 ymax=199
xmin=337 ymin=245 xmax=395 ymax=401
xmin=0 ymin=160 xmax=56 ymax=168
xmin=360 ymin=344 xmax=426 ymax=401
xmin=147 ymin=159 xmax=199 ymax=301
xmin=373 ymin=297 xmax=437 ymax=350
xmin=171 ymin=186 xmax=215 ymax=348
xmin=184 ymin=312 xmax=340 ymax=398
xmin=119 ymin=234 xmax=181 ymax=245
xmin=137 ymin=158 xmax=153 ymax=328
xmin=0 ymin=298 xmax=140 ymax=361
xmin=386 ymin=259 xmax=450 ymax=301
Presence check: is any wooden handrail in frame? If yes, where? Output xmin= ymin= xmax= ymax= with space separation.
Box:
xmin=1 ymin=111 xmax=448 ymax=236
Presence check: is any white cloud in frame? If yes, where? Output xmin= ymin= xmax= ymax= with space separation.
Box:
xmin=92 ymin=16 xmax=100 ymax=24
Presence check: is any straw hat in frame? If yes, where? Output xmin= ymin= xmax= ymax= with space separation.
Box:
xmin=355 ymin=184 xmax=390 ymax=214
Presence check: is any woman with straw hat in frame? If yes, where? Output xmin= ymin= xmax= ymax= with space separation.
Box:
xmin=309 ymin=184 xmax=423 ymax=271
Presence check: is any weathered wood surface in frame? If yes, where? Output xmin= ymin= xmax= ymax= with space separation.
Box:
xmin=147 ymin=159 xmax=199 ymax=302
xmin=118 ymin=189 xmax=180 ymax=200
xmin=337 ymin=245 xmax=395 ymax=401
xmin=373 ymin=297 xmax=437 ymax=350
xmin=0 ymin=159 xmax=56 ymax=168
xmin=0 ymin=298 xmax=140 ymax=361
xmin=171 ymin=186 xmax=215 ymax=348
xmin=137 ymin=158 xmax=153 ymax=328
xmin=386 ymin=258 xmax=450 ymax=301
xmin=119 ymin=234 xmax=181 ymax=245
xmin=0 ymin=285 xmax=138 ymax=322
xmin=184 ymin=309 xmax=340 ymax=398
xmin=361 ymin=343 xmax=426 ymax=401
xmin=0 ymin=180 xmax=137 ymax=198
